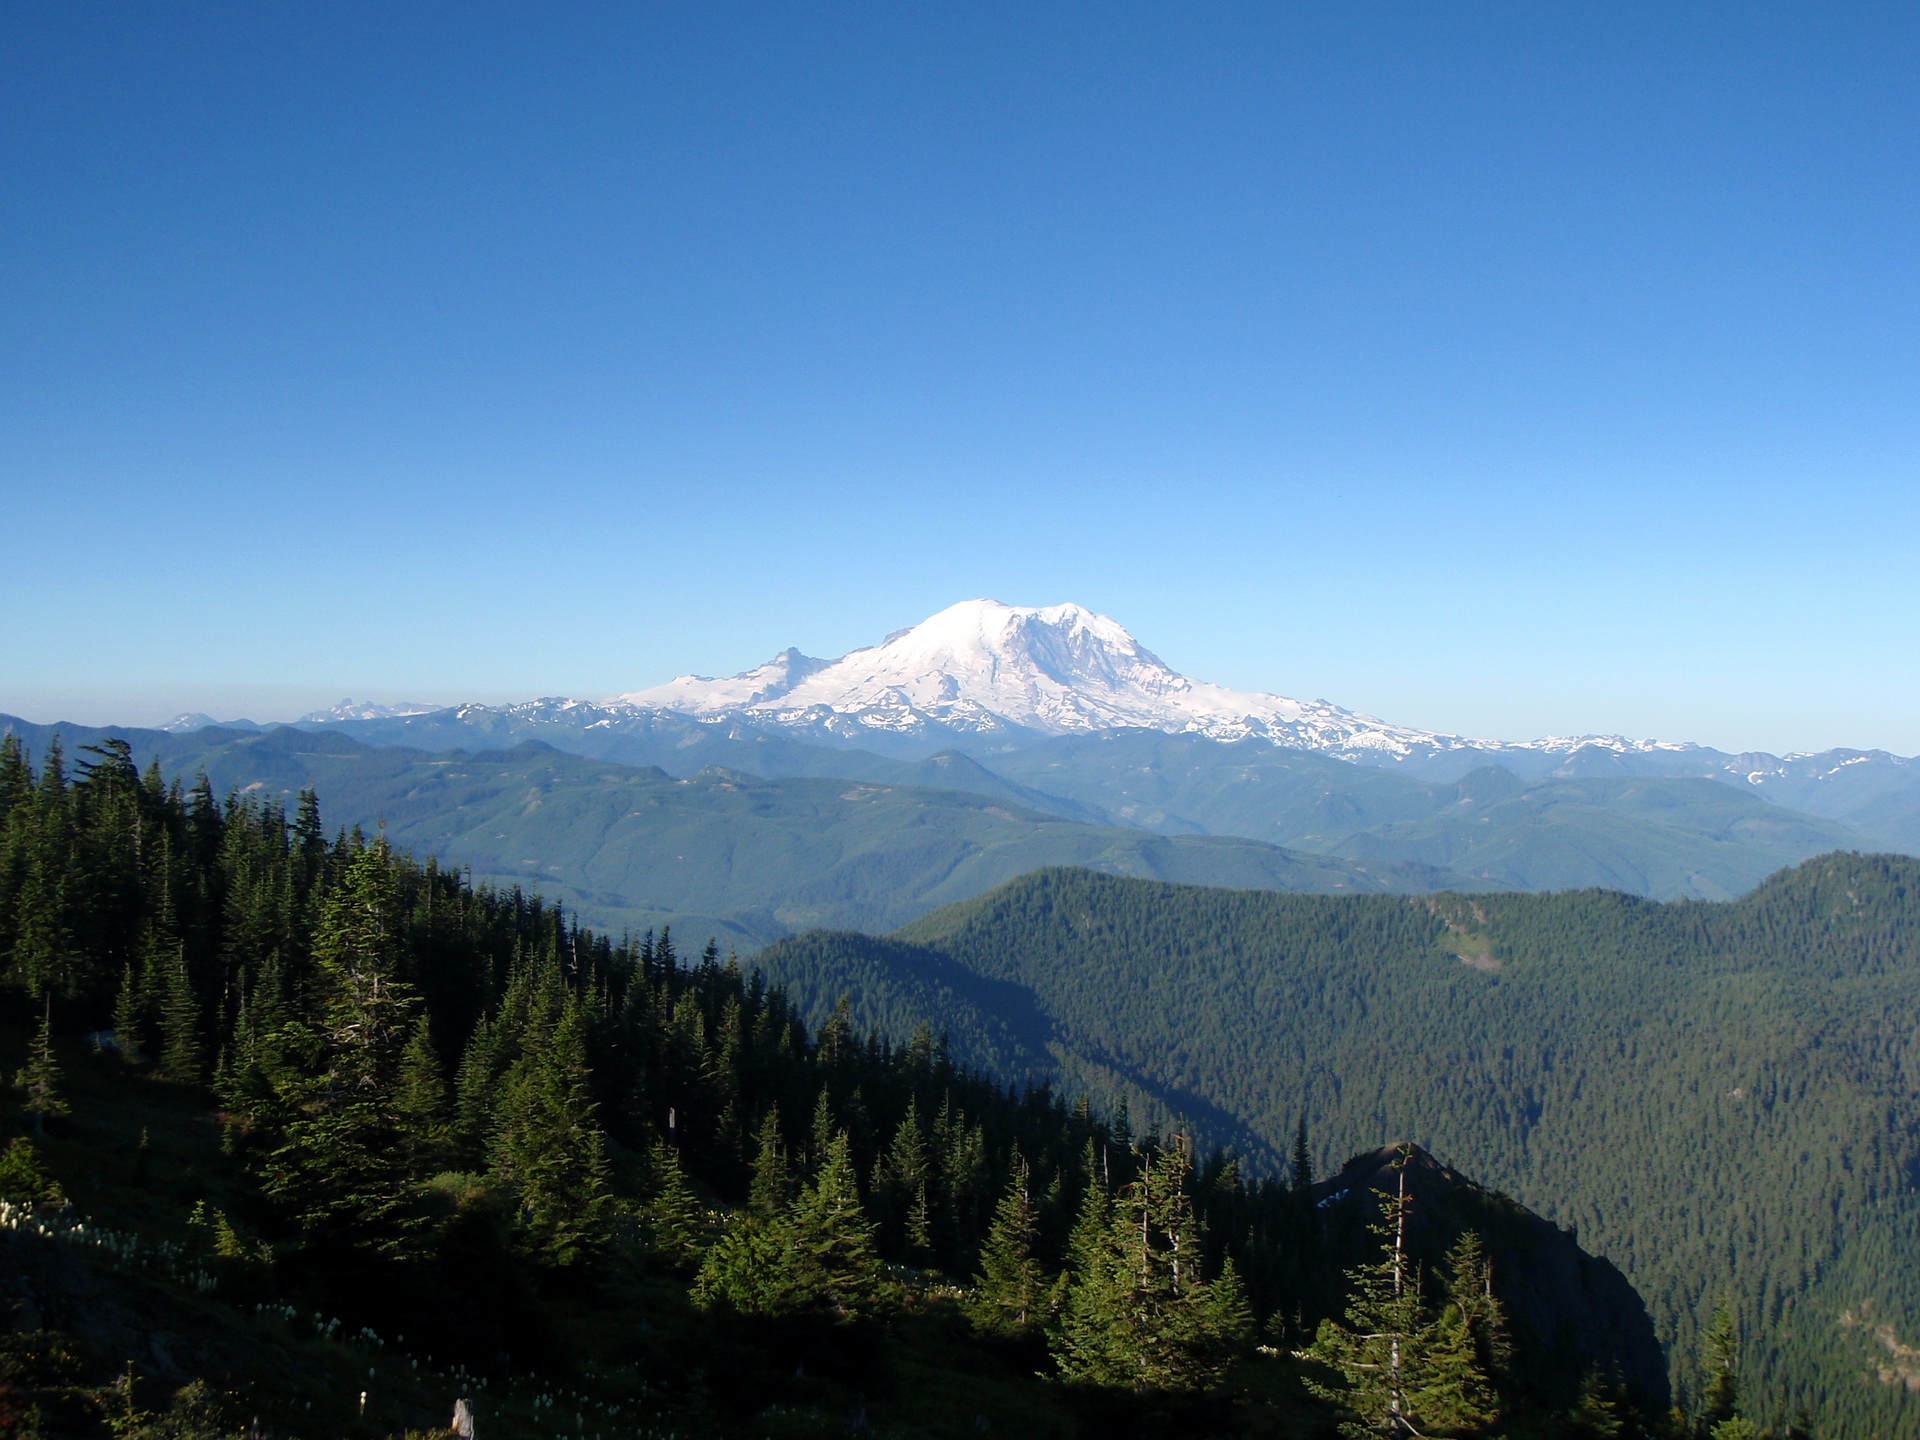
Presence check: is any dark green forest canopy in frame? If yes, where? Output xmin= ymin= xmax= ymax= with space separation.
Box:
xmin=0 ymin=733 xmax=1691 ymax=1437
xmin=759 ymin=860 xmax=1920 ymax=1438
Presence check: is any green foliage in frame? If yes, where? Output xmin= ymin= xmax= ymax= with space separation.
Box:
xmin=967 ymin=1155 xmax=1048 ymax=1339
xmin=13 ymin=1002 xmax=66 ymax=1132
xmin=767 ymin=859 xmax=1920 ymax=1433
xmin=0 ymin=742 xmax=1721 ymax=1435
xmin=1053 ymin=1143 xmax=1253 ymax=1392
xmin=694 ymin=1132 xmax=883 ymax=1320
xmin=0 ymin=1134 xmax=61 ymax=1206
xmin=1306 ymin=1160 xmax=1500 ymax=1437
xmin=1697 ymin=1300 xmax=1741 ymax=1435
xmin=488 ymin=994 xmax=612 ymax=1264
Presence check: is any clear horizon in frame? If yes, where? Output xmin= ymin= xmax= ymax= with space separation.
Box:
xmin=6 ymin=5 xmax=1920 ymax=754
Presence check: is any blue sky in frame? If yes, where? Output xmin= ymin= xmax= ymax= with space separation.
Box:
xmin=4 ymin=3 xmax=1919 ymax=752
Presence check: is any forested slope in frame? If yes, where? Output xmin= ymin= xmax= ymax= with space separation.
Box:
xmin=0 ymin=721 xmax=1475 ymax=945
xmin=0 ymin=735 xmax=1681 ymax=1437
xmin=758 ymin=859 xmax=1920 ymax=1436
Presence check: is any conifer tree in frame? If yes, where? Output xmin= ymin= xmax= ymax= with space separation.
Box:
xmin=1423 ymin=1228 xmax=1507 ymax=1429
xmin=157 ymin=944 xmax=202 ymax=1084
xmin=968 ymin=1154 xmax=1046 ymax=1339
xmin=877 ymin=1097 xmax=933 ymax=1262
xmin=1567 ymin=1369 xmax=1630 ymax=1439
xmin=1697 ymin=1300 xmax=1741 ymax=1436
xmin=111 ymin=961 xmax=147 ymax=1065
xmin=489 ymin=994 xmax=612 ymax=1264
xmin=1054 ymin=1141 xmax=1252 ymax=1391
xmin=644 ymin=1138 xmax=711 ymax=1268
xmin=1292 ymin=1113 xmax=1314 ymax=1193
xmin=785 ymin=1129 xmax=883 ymax=1317
xmin=748 ymin=1107 xmax=789 ymax=1214
xmin=0 ymin=1135 xmax=61 ymax=1207
xmin=254 ymin=842 xmax=421 ymax=1247
xmin=453 ymin=1012 xmax=506 ymax=1157
xmin=696 ymin=1129 xmax=882 ymax=1319
xmin=14 ymin=1002 xmax=67 ymax=1134
xmin=394 ymin=1015 xmax=451 ymax=1165
xmin=1305 ymin=1152 xmax=1493 ymax=1437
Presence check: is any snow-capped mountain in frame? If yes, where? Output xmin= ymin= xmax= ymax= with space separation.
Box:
xmin=616 ymin=599 xmax=1416 ymax=750
xmin=612 ymin=598 xmax=1677 ymax=761
xmin=298 ymin=698 xmax=448 ymax=724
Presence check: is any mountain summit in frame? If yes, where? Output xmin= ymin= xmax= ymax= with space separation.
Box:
xmin=616 ymin=598 xmax=1439 ymax=752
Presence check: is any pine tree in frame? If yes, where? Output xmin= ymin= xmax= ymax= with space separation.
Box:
xmin=1567 ymin=1369 xmax=1630 ymax=1439
xmin=1420 ymin=1228 xmax=1506 ymax=1430
xmin=748 ymin=1107 xmax=790 ymax=1214
xmin=157 ymin=943 xmax=202 ymax=1084
xmin=253 ymin=842 xmax=422 ymax=1248
xmin=14 ymin=1002 xmax=67 ymax=1134
xmin=1054 ymin=1141 xmax=1252 ymax=1391
xmin=643 ymin=1138 xmax=711 ymax=1268
xmin=876 ymin=1097 xmax=933 ymax=1262
xmin=785 ymin=1130 xmax=883 ymax=1317
xmin=968 ymin=1154 xmax=1046 ymax=1338
xmin=1697 ymin=1300 xmax=1740 ymax=1435
xmin=394 ymin=1015 xmax=451 ymax=1165
xmin=1305 ymin=1152 xmax=1492 ymax=1437
xmin=0 ymin=1135 xmax=60 ymax=1207
xmin=111 ymin=961 xmax=147 ymax=1065
xmin=488 ymin=994 xmax=612 ymax=1265
xmin=1292 ymin=1113 xmax=1314 ymax=1192
xmin=695 ymin=1129 xmax=882 ymax=1319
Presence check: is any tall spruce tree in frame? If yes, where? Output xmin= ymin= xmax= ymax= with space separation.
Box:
xmin=1305 ymin=1152 xmax=1495 ymax=1438
xmin=14 ymin=1002 xmax=66 ymax=1134
xmin=489 ymin=993 xmax=612 ymax=1265
xmin=968 ymin=1154 xmax=1046 ymax=1339
xmin=1697 ymin=1301 xmax=1741 ymax=1435
xmin=1054 ymin=1141 xmax=1253 ymax=1391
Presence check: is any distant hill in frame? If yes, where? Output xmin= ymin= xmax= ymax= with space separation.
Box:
xmin=0 ymin=720 xmax=1467 ymax=944
xmin=755 ymin=855 xmax=1920 ymax=1435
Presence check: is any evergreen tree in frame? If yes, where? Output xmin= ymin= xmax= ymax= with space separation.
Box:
xmin=1567 ymin=1369 xmax=1631 ymax=1439
xmin=1292 ymin=1112 xmax=1314 ymax=1193
xmin=784 ymin=1130 xmax=883 ymax=1317
xmin=157 ymin=943 xmax=202 ymax=1084
xmin=696 ymin=1130 xmax=882 ymax=1319
xmin=111 ymin=961 xmax=147 ymax=1065
xmin=393 ymin=1015 xmax=451 ymax=1165
xmin=488 ymin=994 xmax=612 ymax=1264
xmin=747 ymin=1107 xmax=789 ymax=1214
xmin=1306 ymin=1153 xmax=1494 ymax=1437
xmin=14 ymin=1002 xmax=67 ymax=1134
xmin=1427 ymin=1228 xmax=1507 ymax=1428
xmin=643 ymin=1138 xmax=711 ymax=1269
xmin=1054 ymin=1141 xmax=1252 ymax=1391
xmin=1697 ymin=1300 xmax=1741 ymax=1436
xmin=0 ymin=1135 xmax=61 ymax=1207
xmin=968 ymin=1154 xmax=1046 ymax=1339
xmin=253 ymin=842 xmax=422 ymax=1248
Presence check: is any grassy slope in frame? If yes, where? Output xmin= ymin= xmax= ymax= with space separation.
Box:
xmin=756 ymin=855 xmax=1920 ymax=1435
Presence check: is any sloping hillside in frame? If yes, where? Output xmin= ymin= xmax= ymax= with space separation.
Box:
xmin=756 ymin=854 xmax=1920 ymax=1435
xmin=42 ymin=724 xmax=1460 ymax=943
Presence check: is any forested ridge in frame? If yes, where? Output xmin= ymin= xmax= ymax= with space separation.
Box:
xmin=761 ymin=862 xmax=1920 ymax=1437
xmin=0 ymin=741 xmax=1718 ymax=1436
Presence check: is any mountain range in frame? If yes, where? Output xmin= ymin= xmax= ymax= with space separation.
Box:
xmin=58 ymin=598 xmax=1907 ymax=920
